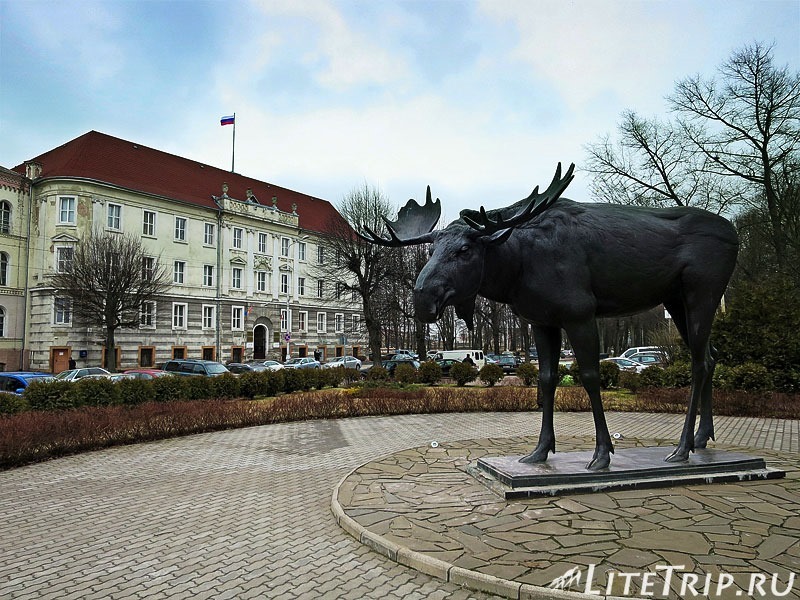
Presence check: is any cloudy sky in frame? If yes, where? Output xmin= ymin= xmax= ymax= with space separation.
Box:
xmin=2 ymin=0 xmax=798 ymax=218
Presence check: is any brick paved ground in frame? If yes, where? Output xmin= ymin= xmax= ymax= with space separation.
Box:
xmin=1 ymin=411 xmax=797 ymax=599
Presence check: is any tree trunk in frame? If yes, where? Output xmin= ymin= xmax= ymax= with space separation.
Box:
xmin=104 ymin=326 xmax=117 ymax=372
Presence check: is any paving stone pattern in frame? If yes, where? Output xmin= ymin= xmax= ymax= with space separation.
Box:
xmin=1 ymin=411 xmax=798 ymax=599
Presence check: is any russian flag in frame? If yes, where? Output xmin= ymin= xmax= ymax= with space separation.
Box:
xmin=220 ymin=115 xmax=235 ymax=126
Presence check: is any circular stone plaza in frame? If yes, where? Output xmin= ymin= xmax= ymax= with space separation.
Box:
xmin=1 ymin=411 xmax=797 ymax=600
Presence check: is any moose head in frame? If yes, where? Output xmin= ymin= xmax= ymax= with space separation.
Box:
xmin=360 ymin=163 xmax=575 ymax=329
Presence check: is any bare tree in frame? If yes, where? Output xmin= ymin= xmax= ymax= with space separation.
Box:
xmin=670 ymin=42 xmax=800 ymax=271
xmin=316 ymin=183 xmax=399 ymax=364
xmin=585 ymin=110 xmax=738 ymax=213
xmin=50 ymin=231 xmax=171 ymax=371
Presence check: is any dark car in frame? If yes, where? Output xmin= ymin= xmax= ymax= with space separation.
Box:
xmin=361 ymin=358 xmax=421 ymax=378
xmin=0 ymin=372 xmax=54 ymax=395
xmin=496 ymin=356 xmax=517 ymax=374
xmin=162 ymin=359 xmax=230 ymax=376
xmin=435 ymin=358 xmax=461 ymax=376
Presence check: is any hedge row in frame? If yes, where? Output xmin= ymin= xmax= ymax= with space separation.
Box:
xmin=0 ymin=368 xmax=361 ymax=415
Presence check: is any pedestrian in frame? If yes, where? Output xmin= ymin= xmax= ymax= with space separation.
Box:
xmin=462 ymin=355 xmax=474 ymax=366
xmin=68 ymin=356 xmax=76 ymax=369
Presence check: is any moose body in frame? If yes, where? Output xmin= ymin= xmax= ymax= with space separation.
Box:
xmin=361 ymin=164 xmax=738 ymax=470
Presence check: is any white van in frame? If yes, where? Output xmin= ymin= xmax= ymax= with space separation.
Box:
xmin=620 ymin=346 xmax=660 ymax=359
xmin=434 ymin=350 xmax=486 ymax=369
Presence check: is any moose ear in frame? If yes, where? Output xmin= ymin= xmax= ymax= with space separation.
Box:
xmin=484 ymin=228 xmax=513 ymax=245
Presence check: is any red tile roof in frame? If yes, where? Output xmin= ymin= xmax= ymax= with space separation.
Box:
xmin=13 ymin=130 xmax=347 ymax=234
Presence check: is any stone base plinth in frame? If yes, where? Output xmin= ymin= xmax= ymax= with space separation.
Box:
xmin=475 ymin=447 xmax=785 ymax=498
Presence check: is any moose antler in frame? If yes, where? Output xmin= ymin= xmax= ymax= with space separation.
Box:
xmin=358 ymin=186 xmax=441 ymax=247
xmin=461 ymin=162 xmax=575 ymax=234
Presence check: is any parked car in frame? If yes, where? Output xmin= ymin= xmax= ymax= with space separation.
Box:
xmin=496 ymin=355 xmax=517 ymax=374
xmin=601 ymin=357 xmax=648 ymax=373
xmin=162 ymin=359 xmax=230 ymax=377
xmin=361 ymin=358 xmax=421 ymax=378
xmin=226 ymin=363 xmax=270 ymax=374
xmin=122 ymin=368 xmax=170 ymax=380
xmin=426 ymin=350 xmax=439 ymax=360
xmin=322 ymin=356 xmax=362 ymax=370
xmin=54 ymin=367 xmax=112 ymax=382
xmin=620 ymin=346 xmax=661 ymax=359
xmin=626 ymin=352 xmax=666 ymax=367
xmin=394 ymin=349 xmax=419 ymax=360
xmin=109 ymin=373 xmax=137 ymax=382
xmin=283 ymin=357 xmax=321 ymax=370
xmin=0 ymin=372 xmax=55 ymax=395
xmin=246 ymin=360 xmax=284 ymax=371
xmin=435 ymin=358 xmax=461 ymax=376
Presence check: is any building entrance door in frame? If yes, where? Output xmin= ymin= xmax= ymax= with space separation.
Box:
xmin=254 ymin=325 xmax=267 ymax=359
xmin=50 ymin=346 xmax=71 ymax=374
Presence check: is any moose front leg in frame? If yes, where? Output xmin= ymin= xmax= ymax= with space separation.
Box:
xmin=566 ymin=321 xmax=614 ymax=471
xmin=519 ymin=325 xmax=561 ymax=464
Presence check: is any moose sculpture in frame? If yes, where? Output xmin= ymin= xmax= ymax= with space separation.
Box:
xmin=360 ymin=163 xmax=739 ymax=470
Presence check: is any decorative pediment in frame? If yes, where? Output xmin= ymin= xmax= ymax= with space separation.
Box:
xmin=254 ymin=256 xmax=272 ymax=270
xmin=278 ymin=263 xmax=292 ymax=272
xmin=229 ymin=256 xmax=247 ymax=266
xmin=51 ymin=233 xmax=80 ymax=244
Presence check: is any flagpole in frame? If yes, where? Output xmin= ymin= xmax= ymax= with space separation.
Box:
xmin=231 ymin=112 xmax=236 ymax=172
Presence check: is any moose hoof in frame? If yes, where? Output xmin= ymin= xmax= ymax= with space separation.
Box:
xmin=519 ymin=448 xmax=551 ymax=464
xmin=693 ymin=431 xmax=714 ymax=449
xmin=664 ymin=447 xmax=691 ymax=463
xmin=585 ymin=453 xmax=610 ymax=471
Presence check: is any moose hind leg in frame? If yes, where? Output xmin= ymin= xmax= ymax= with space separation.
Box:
xmin=665 ymin=294 xmax=717 ymax=463
xmin=520 ymin=326 xmax=560 ymax=464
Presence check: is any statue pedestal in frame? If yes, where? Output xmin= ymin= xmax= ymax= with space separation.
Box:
xmin=474 ymin=447 xmax=785 ymax=499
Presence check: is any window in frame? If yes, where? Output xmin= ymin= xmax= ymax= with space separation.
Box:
xmin=0 ymin=307 xmax=4 ymax=337
xmin=58 ymin=197 xmax=76 ymax=224
xmin=0 ymin=201 xmax=10 ymax=234
xmin=317 ymin=312 xmax=327 ymax=333
xmin=140 ymin=302 xmax=155 ymax=327
xmin=317 ymin=245 xmax=325 ymax=264
xmin=256 ymin=271 xmax=268 ymax=292
xmin=232 ymin=267 xmax=242 ymax=289
xmin=336 ymin=282 xmax=344 ymax=300
xmin=231 ymin=306 xmax=244 ymax=330
xmin=142 ymin=210 xmax=156 ymax=236
xmin=280 ymin=273 xmax=289 ymax=295
xmin=298 ymin=311 xmax=308 ymax=332
xmin=56 ymin=247 xmax=73 ymax=273
xmin=281 ymin=309 xmax=290 ymax=332
xmin=352 ymin=314 xmax=361 ymax=331
xmin=139 ymin=347 xmax=155 ymax=367
xmin=258 ymin=232 xmax=268 ymax=254
xmin=281 ymin=237 xmax=290 ymax=257
xmin=142 ymin=256 xmax=155 ymax=281
xmin=54 ymin=297 xmax=72 ymax=325
xmin=232 ymin=227 xmax=243 ymax=249
xmin=202 ymin=305 xmax=216 ymax=329
xmin=0 ymin=253 xmax=7 ymax=286
xmin=174 ymin=216 xmax=187 ymax=241
xmin=335 ymin=313 xmax=344 ymax=333
xmin=297 ymin=277 xmax=305 ymax=296
xmin=298 ymin=242 xmax=306 ymax=261
xmin=172 ymin=303 xmax=187 ymax=329
xmin=317 ymin=279 xmax=324 ymax=298
xmin=107 ymin=203 xmax=122 ymax=230
xmin=173 ymin=260 xmax=185 ymax=284
xmin=203 ymin=265 xmax=214 ymax=287
xmin=204 ymin=223 xmax=215 ymax=246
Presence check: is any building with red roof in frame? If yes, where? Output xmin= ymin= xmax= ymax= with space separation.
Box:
xmin=2 ymin=131 xmax=363 ymax=372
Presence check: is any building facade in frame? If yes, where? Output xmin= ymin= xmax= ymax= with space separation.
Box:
xmin=4 ymin=131 xmax=365 ymax=372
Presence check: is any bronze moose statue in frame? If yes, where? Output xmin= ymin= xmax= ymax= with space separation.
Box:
xmin=360 ymin=163 xmax=738 ymax=470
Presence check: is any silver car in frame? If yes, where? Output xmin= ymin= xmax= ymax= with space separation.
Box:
xmin=54 ymin=367 xmax=112 ymax=382
xmin=322 ymin=356 xmax=362 ymax=370
xmin=283 ymin=357 xmax=321 ymax=370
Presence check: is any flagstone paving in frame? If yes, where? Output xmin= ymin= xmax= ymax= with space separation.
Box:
xmin=334 ymin=433 xmax=799 ymax=599
xmin=0 ymin=411 xmax=797 ymax=599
